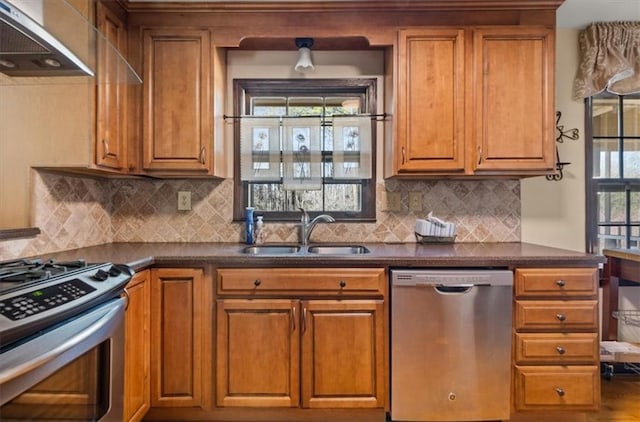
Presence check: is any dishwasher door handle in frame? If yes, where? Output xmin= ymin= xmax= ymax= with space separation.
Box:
xmin=433 ymin=284 xmax=474 ymax=294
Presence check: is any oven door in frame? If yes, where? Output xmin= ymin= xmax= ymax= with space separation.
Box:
xmin=0 ymin=298 xmax=125 ymax=421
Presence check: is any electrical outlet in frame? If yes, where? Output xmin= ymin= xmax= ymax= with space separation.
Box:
xmin=409 ymin=191 xmax=423 ymax=212
xmin=387 ymin=191 xmax=401 ymax=212
xmin=177 ymin=191 xmax=192 ymax=211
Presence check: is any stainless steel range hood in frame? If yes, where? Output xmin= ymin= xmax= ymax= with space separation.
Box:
xmin=0 ymin=0 xmax=96 ymax=76
xmin=0 ymin=0 xmax=141 ymax=85
xmin=0 ymin=0 xmax=94 ymax=76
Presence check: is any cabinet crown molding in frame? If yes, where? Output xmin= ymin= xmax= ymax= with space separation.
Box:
xmin=125 ymin=0 xmax=565 ymax=13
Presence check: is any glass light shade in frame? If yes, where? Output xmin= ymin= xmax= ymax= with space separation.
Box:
xmin=294 ymin=47 xmax=314 ymax=72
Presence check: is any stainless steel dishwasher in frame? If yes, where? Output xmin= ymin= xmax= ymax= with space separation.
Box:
xmin=391 ymin=269 xmax=513 ymax=422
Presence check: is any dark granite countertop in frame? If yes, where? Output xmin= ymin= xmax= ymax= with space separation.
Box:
xmin=42 ymin=242 xmax=605 ymax=271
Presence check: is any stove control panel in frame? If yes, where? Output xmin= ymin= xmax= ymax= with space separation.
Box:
xmin=0 ymin=279 xmax=96 ymax=321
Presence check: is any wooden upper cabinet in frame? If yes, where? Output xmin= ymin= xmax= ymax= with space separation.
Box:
xmin=395 ymin=28 xmax=466 ymax=174
xmin=142 ymin=28 xmax=213 ymax=174
xmin=389 ymin=25 xmax=556 ymax=177
xmin=96 ymin=1 xmax=128 ymax=171
xmin=472 ymin=26 xmax=556 ymax=173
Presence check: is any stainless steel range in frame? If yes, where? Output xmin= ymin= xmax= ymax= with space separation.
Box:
xmin=0 ymin=257 xmax=133 ymax=421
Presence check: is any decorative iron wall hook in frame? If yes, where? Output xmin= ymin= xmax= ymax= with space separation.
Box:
xmin=547 ymin=111 xmax=580 ymax=181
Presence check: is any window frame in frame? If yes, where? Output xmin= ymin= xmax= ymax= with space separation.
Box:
xmin=232 ymin=78 xmax=377 ymax=222
xmin=585 ymin=94 xmax=640 ymax=254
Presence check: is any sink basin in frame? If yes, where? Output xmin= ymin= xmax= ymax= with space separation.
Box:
xmin=242 ymin=245 xmax=301 ymax=255
xmin=307 ymin=245 xmax=370 ymax=255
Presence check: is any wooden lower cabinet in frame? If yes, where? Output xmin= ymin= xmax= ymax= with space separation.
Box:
xmin=215 ymin=267 xmax=387 ymax=415
xmin=150 ymin=267 xmax=212 ymax=410
xmin=124 ymin=270 xmax=150 ymax=422
xmin=512 ymin=267 xmax=600 ymax=416
xmin=514 ymin=366 xmax=600 ymax=411
xmin=216 ymin=298 xmax=385 ymax=410
xmin=216 ymin=299 xmax=300 ymax=408
xmin=301 ymin=300 xmax=385 ymax=409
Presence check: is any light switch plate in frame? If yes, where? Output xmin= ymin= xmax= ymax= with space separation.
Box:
xmin=409 ymin=191 xmax=423 ymax=212
xmin=177 ymin=191 xmax=192 ymax=211
xmin=387 ymin=191 xmax=401 ymax=212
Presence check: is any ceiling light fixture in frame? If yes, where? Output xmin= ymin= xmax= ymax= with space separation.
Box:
xmin=294 ymin=37 xmax=314 ymax=73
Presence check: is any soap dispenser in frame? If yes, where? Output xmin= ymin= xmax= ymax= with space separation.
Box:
xmin=255 ymin=216 xmax=265 ymax=245
xmin=245 ymin=207 xmax=255 ymax=245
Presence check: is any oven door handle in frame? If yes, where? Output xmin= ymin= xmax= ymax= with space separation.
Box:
xmin=0 ymin=298 xmax=125 ymax=399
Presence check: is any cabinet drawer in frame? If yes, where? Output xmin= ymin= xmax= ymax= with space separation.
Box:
xmin=515 ymin=333 xmax=598 ymax=364
xmin=515 ymin=268 xmax=597 ymax=298
xmin=514 ymin=366 xmax=600 ymax=411
xmin=515 ymin=300 xmax=598 ymax=331
xmin=217 ymin=268 xmax=385 ymax=296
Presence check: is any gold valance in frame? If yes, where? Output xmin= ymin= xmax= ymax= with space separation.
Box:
xmin=573 ymin=22 xmax=640 ymax=99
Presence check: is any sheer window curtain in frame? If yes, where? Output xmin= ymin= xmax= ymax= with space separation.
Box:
xmin=573 ymin=22 xmax=640 ymax=99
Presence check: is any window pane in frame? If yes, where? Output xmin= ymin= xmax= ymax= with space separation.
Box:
xmin=249 ymin=184 xmax=327 ymax=212
xmin=597 ymin=225 xmax=626 ymax=250
xmin=593 ymin=139 xmax=620 ymax=178
xmin=252 ymin=97 xmax=286 ymax=116
xmin=623 ymin=100 xmax=640 ymax=136
xmin=325 ymin=96 xmax=361 ymax=116
xmin=632 ymin=190 xmax=640 ymax=223
xmin=598 ymin=191 xmax=627 ymax=223
xmin=632 ymin=226 xmax=640 ymax=249
xmin=593 ymin=98 xmax=619 ymax=137
xmin=288 ymin=97 xmax=322 ymax=116
xmin=623 ymin=139 xmax=640 ymax=178
xmin=324 ymin=184 xmax=362 ymax=212
xmin=249 ymin=184 xmax=286 ymax=211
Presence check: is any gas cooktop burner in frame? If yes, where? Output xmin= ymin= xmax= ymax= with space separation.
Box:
xmin=0 ymin=259 xmax=93 ymax=294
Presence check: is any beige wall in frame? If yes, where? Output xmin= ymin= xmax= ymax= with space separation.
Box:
xmin=521 ymin=29 xmax=586 ymax=252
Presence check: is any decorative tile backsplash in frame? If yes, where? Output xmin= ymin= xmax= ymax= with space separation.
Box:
xmin=0 ymin=171 xmax=520 ymax=260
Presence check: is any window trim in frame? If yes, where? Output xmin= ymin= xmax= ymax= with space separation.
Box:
xmin=585 ymin=95 xmax=640 ymax=253
xmin=232 ymin=78 xmax=377 ymax=222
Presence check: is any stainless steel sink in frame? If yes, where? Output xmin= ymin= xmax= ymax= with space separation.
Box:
xmin=242 ymin=245 xmax=301 ymax=255
xmin=307 ymin=245 xmax=370 ymax=255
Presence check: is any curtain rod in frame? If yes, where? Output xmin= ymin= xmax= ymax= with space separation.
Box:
xmin=223 ymin=113 xmax=388 ymax=121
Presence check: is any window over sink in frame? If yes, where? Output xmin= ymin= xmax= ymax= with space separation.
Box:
xmin=232 ymin=79 xmax=377 ymax=222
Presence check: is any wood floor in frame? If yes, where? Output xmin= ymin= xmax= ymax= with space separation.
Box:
xmin=587 ymin=375 xmax=640 ymax=422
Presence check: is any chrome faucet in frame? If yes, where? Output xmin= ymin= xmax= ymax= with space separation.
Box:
xmin=299 ymin=208 xmax=335 ymax=245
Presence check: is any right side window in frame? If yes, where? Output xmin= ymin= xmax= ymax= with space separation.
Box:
xmin=586 ymin=94 xmax=640 ymax=253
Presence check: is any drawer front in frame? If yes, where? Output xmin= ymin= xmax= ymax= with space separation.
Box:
xmin=515 ymin=268 xmax=598 ymax=298
xmin=217 ymin=268 xmax=386 ymax=296
xmin=514 ymin=366 xmax=600 ymax=411
xmin=515 ymin=333 xmax=599 ymax=364
xmin=515 ymin=300 xmax=598 ymax=331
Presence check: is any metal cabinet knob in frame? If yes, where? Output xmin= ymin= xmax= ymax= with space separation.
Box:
xmin=555 ymin=387 xmax=565 ymax=397
xmin=556 ymin=313 xmax=566 ymax=322
xmin=339 ymin=280 xmax=346 ymax=288
xmin=556 ymin=346 xmax=566 ymax=355
xmin=254 ymin=279 xmax=261 ymax=287
xmin=556 ymin=279 xmax=566 ymax=287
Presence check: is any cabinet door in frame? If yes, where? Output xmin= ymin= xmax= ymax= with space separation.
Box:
xmin=216 ymin=299 xmax=300 ymax=407
xmin=472 ymin=26 xmax=555 ymax=172
xmin=301 ymin=300 xmax=385 ymax=408
xmin=96 ymin=1 xmax=127 ymax=171
xmin=124 ymin=270 xmax=150 ymax=422
xmin=395 ymin=28 xmax=466 ymax=174
xmin=142 ymin=28 xmax=212 ymax=173
xmin=150 ymin=268 xmax=210 ymax=408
